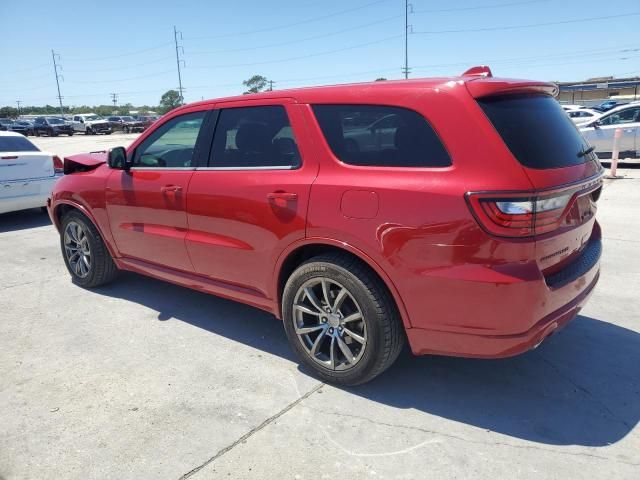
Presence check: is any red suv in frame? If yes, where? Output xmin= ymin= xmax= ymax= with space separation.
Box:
xmin=48 ymin=67 xmax=603 ymax=385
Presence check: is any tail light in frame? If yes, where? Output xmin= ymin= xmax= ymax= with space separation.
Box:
xmin=466 ymin=182 xmax=601 ymax=238
xmin=52 ymin=155 xmax=64 ymax=174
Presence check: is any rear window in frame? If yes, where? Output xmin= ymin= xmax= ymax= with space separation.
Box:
xmin=312 ymin=105 xmax=451 ymax=167
xmin=0 ymin=136 xmax=39 ymax=152
xmin=477 ymin=95 xmax=593 ymax=169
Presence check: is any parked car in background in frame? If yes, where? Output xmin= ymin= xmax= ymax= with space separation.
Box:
xmin=0 ymin=118 xmax=15 ymax=131
xmin=566 ymin=108 xmax=601 ymax=124
xmin=9 ymin=120 xmax=35 ymax=136
xmin=133 ymin=115 xmax=158 ymax=129
xmin=71 ymin=114 xmax=112 ymax=135
xmin=561 ymin=104 xmax=587 ymax=111
xmin=33 ymin=117 xmax=74 ymax=137
xmin=48 ymin=68 xmax=603 ymax=385
xmin=0 ymin=131 xmax=63 ymax=214
xmin=593 ymin=100 xmax=623 ymax=112
xmin=107 ymin=116 xmax=146 ymax=133
xmin=580 ymin=103 xmax=640 ymax=159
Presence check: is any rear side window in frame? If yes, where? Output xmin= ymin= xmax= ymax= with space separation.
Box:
xmin=0 ymin=136 xmax=39 ymax=152
xmin=477 ymin=95 xmax=593 ymax=169
xmin=312 ymin=105 xmax=451 ymax=167
xmin=210 ymin=105 xmax=301 ymax=168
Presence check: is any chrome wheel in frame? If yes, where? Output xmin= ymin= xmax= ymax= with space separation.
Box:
xmin=292 ymin=277 xmax=367 ymax=371
xmin=63 ymin=221 xmax=91 ymax=278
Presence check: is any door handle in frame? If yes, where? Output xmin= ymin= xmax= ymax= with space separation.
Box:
xmin=267 ymin=192 xmax=297 ymax=201
xmin=161 ymin=185 xmax=182 ymax=193
xmin=267 ymin=192 xmax=297 ymax=208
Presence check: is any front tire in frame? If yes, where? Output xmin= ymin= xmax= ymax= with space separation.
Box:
xmin=282 ymin=253 xmax=404 ymax=386
xmin=60 ymin=210 xmax=118 ymax=288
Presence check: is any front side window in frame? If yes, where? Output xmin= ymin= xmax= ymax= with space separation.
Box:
xmin=133 ymin=111 xmax=206 ymax=168
xmin=210 ymin=105 xmax=301 ymax=168
xmin=599 ymin=107 xmax=640 ymax=126
xmin=312 ymin=105 xmax=451 ymax=167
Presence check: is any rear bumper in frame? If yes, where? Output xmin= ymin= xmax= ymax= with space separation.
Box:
xmin=407 ymin=267 xmax=599 ymax=358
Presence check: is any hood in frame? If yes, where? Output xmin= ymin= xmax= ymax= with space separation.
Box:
xmin=63 ymin=152 xmax=107 ymax=174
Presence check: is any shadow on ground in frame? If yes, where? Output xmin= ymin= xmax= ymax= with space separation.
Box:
xmin=0 ymin=208 xmax=51 ymax=233
xmin=95 ymin=271 xmax=640 ymax=448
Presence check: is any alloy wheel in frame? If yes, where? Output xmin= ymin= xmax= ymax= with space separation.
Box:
xmin=63 ymin=221 xmax=92 ymax=278
xmin=292 ymin=277 xmax=367 ymax=371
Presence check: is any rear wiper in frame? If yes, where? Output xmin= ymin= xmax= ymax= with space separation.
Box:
xmin=577 ymin=146 xmax=595 ymax=158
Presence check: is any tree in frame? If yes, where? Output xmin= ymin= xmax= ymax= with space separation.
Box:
xmin=375 ymin=77 xmax=387 ymax=81
xmin=159 ymin=90 xmax=183 ymax=113
xmin=242 ymin=75 xmax=269 ymax=94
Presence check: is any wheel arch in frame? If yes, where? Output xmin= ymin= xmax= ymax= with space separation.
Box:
xmin=274 ymin=238 xmax=411 ymax=329
xmin=53 ymin=201 xmax=119 ymax=259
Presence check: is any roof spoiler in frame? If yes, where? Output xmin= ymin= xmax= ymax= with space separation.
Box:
xmin=462 ymin=65 xmax=493 ymax=78
xmin=460 ymin=65 xmax=558 ymax=98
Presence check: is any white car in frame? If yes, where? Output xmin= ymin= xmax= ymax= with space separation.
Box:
xmin=561 ymin=104 xmax=587 ymax=111
xmin=580 ymin=103 xmax=640 ymax=160
xmin=566 ymin=108 xmax=601 ymax=124
xmin=0 ymin=131 xmax=62 ymax=214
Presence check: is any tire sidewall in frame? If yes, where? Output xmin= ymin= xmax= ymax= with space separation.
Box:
xmin=282 ymin=260 xmax=387 ymax=384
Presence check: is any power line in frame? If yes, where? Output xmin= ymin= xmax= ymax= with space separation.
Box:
xmin=65 ymin=42 xmax=174 ymax=62
xmin=185 ymin=0 xmax=390 ymax=40
xmin=174 ymin=26 xmax=185 ymax=104
xmin=64 ymin=69 xmax=176 ymax=85
xmin=51 ymin=50 xmax=65 ymax=117
xmin=413 ymin=12 xmax=640 ymax=34
xmin=190 ymin=34 xmax=403 ymax=70
xmin=413 ymin=0 xmax=549 ymax=14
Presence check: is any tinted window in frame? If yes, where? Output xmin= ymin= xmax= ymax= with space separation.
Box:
xmin=478 ymin=95 xmax=594 ymax=169
xmin=0 ymin=136 xmax=39 ymax=152
xmin=210 ymin=105 xmax=301 ymax=168
xmin=312 ymin=105 xmax=451 ymax=167
xmin=133 ymin=111 xmax=206 ymax=168
xmin=599 ymin=107 xmax=640 ymax=126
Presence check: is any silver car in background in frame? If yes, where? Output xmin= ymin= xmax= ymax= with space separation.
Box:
xmin=580 ymin=103 xmax=640 ymax=160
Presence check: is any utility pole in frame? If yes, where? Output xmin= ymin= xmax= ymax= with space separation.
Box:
xmin=110 ymin=93 xmax=118 ymax=110
xmin=16 ymin=100 xmax=22 ymax=116
xmin=173 ymin=26 xmax=185 ymax=104
xmin=402 ymin=0 xmax=413 ymax=79
xmin=268 ymin=80 xmax=275 ymax=91
xmin=51 ymin=50 xmax=65 ymax=117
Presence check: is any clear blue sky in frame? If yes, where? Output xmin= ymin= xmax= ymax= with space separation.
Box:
xmin=1 ymin=0 xmax=639 ymax=107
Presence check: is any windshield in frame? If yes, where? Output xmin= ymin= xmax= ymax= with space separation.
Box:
xmin=0 ymin=136 xmax=40 ymax=152
xmin=121 ymin=116 xmax=135 ymax=121
xmin=47 ymin=118 xmax=65 ymax=124
xmin=84 ymin=115 xmax=102 ymax=121
xmin=477 ymin=95 xmax=593 ymax=169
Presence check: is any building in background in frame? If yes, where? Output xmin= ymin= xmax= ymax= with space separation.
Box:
xmin=556 ymin=76 xmax=640 ymax=106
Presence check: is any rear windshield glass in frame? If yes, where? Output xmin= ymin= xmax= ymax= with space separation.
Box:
xmin=477 ymin=95 xmax=593 ymax=169
xmin=0 ymin=136 xmax=39 ymax=152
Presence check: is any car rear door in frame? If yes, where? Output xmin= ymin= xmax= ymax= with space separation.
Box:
xmin=185 ymin=100 xmax=318 ymax=300
xmin=105 ymin=109 xmax=211 ymax=272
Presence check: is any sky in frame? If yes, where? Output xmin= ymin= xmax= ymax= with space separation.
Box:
xmin=1 ymin=0 xmax=639 ymax=108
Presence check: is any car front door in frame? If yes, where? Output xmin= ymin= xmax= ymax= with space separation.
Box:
xmin=582 ymin=106 xmax=640 ymax=157
xmin=185 ymin=101 xmax=317 ymax=300
xmin=105 ymin=109 xmax=210 ymax=272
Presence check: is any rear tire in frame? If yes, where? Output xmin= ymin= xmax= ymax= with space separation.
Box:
xmin=282 ymin=253 xmax=404 ymax=386
xmin=60 ymin=210 xmax=118 ymax=288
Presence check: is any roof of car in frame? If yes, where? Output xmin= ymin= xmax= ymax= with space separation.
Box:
xmin=183 ymin=74 xmax=557 ymax=109
xmin=0 ymin=131 xmax=23 ymax=137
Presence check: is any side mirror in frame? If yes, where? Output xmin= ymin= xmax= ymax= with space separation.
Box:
xmin=107 ymin=147 xmax=129 ymax=170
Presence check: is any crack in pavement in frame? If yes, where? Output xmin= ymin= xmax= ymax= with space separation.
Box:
xmin=307 ymin=407 xmax=640 ymax=467
xmin=177 ymin=382 xmax=324 ymax=479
